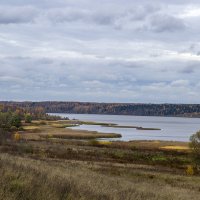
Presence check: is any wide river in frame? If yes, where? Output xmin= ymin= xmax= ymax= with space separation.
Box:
xmin=52 ymin=113 xmax=200 ymax=142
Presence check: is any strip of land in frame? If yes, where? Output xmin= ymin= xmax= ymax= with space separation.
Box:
xmin=103 ymin=124 xmax=161 ymax=130
xmin=21 ymin=120 xmax=122 ymax=140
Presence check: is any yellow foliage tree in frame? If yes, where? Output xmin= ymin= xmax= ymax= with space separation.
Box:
xmin=186 ymin=165 xmax=194 ymax=176
xmin=14 ymin=132 xmax=21 ymax=141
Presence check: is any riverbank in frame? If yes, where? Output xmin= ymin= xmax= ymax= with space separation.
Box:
xmin=20 ymin=120 xmax=122 ymax=140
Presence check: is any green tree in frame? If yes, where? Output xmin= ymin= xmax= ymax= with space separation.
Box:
xmin=11 ymin=113 xmax=21 ymax=128
xmin=25 ymin=113 xmax=32 ymax=123
xmin=190 ymin=131 xmax=200 ymax=169
xmin=0 ymin=112 xmax=12 ymax=129
xmin=0 ymin=112 xmax=13 ymax=143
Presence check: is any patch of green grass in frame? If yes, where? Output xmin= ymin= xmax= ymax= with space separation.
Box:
xmin=152 ymin=155 xmax=168 ymax=162
xmin=9 ymin=179 xmax=25 ymax=193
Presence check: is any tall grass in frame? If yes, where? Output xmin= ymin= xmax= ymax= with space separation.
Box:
xmin=0 ymin=153 xmax=200 ymax=200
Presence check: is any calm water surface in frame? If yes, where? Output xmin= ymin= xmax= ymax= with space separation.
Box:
xmin=52 ymin=113 xmax=200 ymax=142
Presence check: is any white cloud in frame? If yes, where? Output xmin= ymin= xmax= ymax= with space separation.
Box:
xmin=170 ymin=80 xmax=189 ymax=87
xmin=180 ymin=7 xmax=200 ymax=18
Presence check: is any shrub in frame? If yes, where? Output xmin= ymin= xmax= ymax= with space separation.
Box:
xmin=88 ymin=140 xmax=100 ymax=146
xmin=0 ymin=112 xmax=21 ymax=129
xmin=47 ymin=134 xmax=53 ymax=139
xmin=186 ymin=165 xmax=194 ymax=176
xmin=25 ymin=113 xmax=32 ymax=123
xmin=11 ymin=113 xmax=21 ymax=128
xmin=190 ymin=131 xmax=200 ymax=166
xmin=18 ymin=127 xmax=24 ymax=131
xmin=0 ymin=128 xmax=13 ymax=144
xmin=10 ymin=126 xmax=18 ymax=132
xmin=39 ymin=120 xmax=47 ymax=125
xmin=0 ymin=112 xmax=12 ymax=129
xmin=0 ymin=128 xmax=7 ymax=144
xmin=14 ymin=132 xmax=21 ymax=141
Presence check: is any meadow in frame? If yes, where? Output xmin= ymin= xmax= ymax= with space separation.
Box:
xmin=0 ymin=119 xmax=200 ymax=200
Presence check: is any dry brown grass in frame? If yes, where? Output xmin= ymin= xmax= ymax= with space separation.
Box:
xmin=0 ymin=152 xmax=199 ymax=200
xmin=0 ymin=121 xmax=198 ymax=200
xmin=3 ymin=119 xmax=196 ymax=199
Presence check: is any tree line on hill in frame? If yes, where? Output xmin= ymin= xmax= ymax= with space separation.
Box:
xmin=0 ymin=103 xmax=62 ymax=121
xmin=0 ymin=104 xmax=62 ymax=142
xmin=1 ymin=101 xmax=200 ymax=117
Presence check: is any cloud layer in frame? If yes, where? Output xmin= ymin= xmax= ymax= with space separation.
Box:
xmin=0 ymin=0 xmax=200 ymax=103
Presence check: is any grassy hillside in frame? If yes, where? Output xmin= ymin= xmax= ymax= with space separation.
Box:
xmin=0 ymin=119 xmax=199 ymax=199
xmin=0 ymin=150 xmax=200 ymax=200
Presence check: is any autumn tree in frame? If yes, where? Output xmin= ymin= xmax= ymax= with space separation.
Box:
xmin=25 ymin=113 xmax=32 ymax=123
xmin=190 ymin=131 xmax=200 ymax=171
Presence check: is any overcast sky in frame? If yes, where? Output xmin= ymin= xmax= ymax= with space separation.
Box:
xmin=0 ymin=0 xmax=200 ymax=103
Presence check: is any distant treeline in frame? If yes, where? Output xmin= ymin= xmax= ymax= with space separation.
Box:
xmin=0 ymin=102 xmax=62 ymax=121
xmin=1 ymin=101 xmax=200 ymax=117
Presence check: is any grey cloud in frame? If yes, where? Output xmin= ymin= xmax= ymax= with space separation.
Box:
xmin=149 ymin=14 xmax=186 ymax=32
xmin=0 ymin=6 xmax=38 ymax=24
xmin=44 ymin=8 xmax=124 ymax=26
xmin=180 ymin=66 xmax=197 ymax=74
xmin=125 ymin=4 xmax=160 ymax=21
xmin=187 ymin=44 xmax=200 ymax=56
xmin=45 ymin=8 xmax=89 ymax=23
xmin=0 ymin=76 xmax=25 ymax=83
xmin=33 ymin=4 xmax=160 ymax=28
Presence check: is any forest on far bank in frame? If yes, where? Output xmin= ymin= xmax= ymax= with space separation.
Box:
xmin=1 ymin=101 xmax=200 ymax=117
